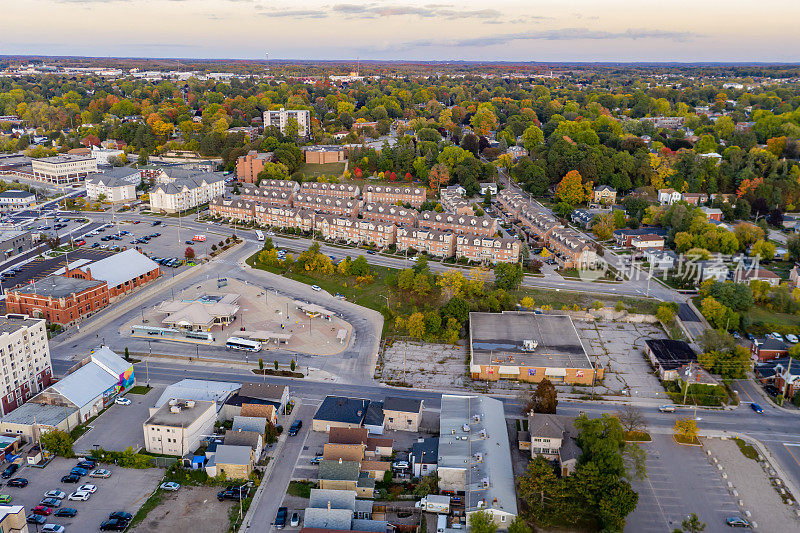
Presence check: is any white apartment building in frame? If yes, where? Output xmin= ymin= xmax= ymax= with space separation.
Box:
xmin=263 ymin=108 xmax=311 ymax=137
xmin=149 ymin=171 xmax=226 ymax=213
xmin=0 ymin=314 xmax=53 ymax=416
xmin=31 ymin=155 xmax=98 ymax=184
xmin=143 ymin=399 xmax=217 ymax=456
xmin=0 ymin=190 xmax=36 ymax=212
xmin=90 ymin=147 xmax=125 ymax=166
xmin=85 ymin=168 xmax=139 ymax=203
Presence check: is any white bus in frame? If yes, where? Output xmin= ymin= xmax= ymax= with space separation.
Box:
xmin=225 ymin=337 xmax=262 ymax=352
xmin=255 ymin=229 xmax=264 ymax=241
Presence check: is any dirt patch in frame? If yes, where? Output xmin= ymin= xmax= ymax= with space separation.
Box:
xmin=129 ymin=486 xmax=234 ymax=533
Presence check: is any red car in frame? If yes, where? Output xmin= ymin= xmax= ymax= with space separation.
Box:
xmin=74 ymin=239 xmax=86 ymax=246
xmin=33 ymin=505 xmax=52 ymax=516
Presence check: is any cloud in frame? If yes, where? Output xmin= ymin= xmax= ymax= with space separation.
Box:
xmin=260 ymin=9 xmax=328 ymax=19
xmin=331 ymin=3 xmax=502 ymax=20
xmin=391 ymin=27 xmax=701 ymax=49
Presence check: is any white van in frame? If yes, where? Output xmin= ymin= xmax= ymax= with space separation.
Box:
xmin=437 ymin=514 xmax=447 ymax=533
xmin=255 ymin=230 xmax=264 ymax=241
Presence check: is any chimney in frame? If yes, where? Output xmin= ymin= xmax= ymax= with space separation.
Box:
xmin=327 ymin=501 xmax=331 ymax=510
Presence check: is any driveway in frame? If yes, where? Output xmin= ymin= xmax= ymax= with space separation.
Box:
xmin=74 ymin=386 xmax=164 ymax=453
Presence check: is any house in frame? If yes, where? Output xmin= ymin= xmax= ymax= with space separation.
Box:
xmin=755 ymin=357 xmax=800 ymax=398
xmin=527 ymin=414 xmax=581 ymax=477
xmin=300 ymin=182 xmax=360 ymax=199
xmin=506 ymin=146 xmax=527 ymax=159
xmin=643 ymin=339 xmax=697 ymax=380
xmin=240 ymin=404 xmax=277 ymax=425
xmin=658 ymin=188 xmax=683 ymax=205
xmin=224 ymin=429 xmax=263 ymax=459
xmin=592 ymin=185 xmax=617 ymax=205
xmin=418 ymin=211 xmax=498 ymax=237
xmin=454 ymin=234 xmax=521 ymax=264
xmin=313 ymin=396 xmax=371 ymax=432
xmin=213 ymin=444 xmax=254 ymax=479
xmin=223 ymin=382 xmax=288 ymax=419
xmin=701 ymin=207 xmax=723 ymax=222
xmin=479 ymin=182 xmax=498 ymax=196
xmin=363 ymin=401 xmax=385 ymax=435
xmin=382 ymin=397 xmax=424 ymax=432
xmin=326 ymin=427 xmax=393 ymax=459
xmin=751 ymin=338 xmax=789 ymax=362
xmin=439 ymin=395 xmax=517 ymax=528
xmin=410 ymin=437 xmax=438 ymax=477
xmin=361 ymin=203 xmax=418 ymax=228
xmin=698 ymin=261 xmax=729 ymax=282
xmin=791 ymin=263 xmax=800 ymax=288
xmin=643 ymin=249 xmax=677 ymax=271
xmin=318 ymin=459 xmax=375 ymax=497
xmin=613 ymin=227 xmax=668 ymax=248
xmin=631 ymin=234 xmax=665 ymax=252
xmin=570 ymin=209 xmax=595 ymax=229
xmin=733 ymin=268 xmax=781 ymax=287
xmin=143 ymin=399 xmax=217 ymax=456
xmin=232 ymin=415 xmax=268 ymax=434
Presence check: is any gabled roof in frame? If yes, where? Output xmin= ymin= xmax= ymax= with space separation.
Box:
xmin=75 ymin=249 xmax=159 ymax=289
xmin=318 ymin=459 xmax=361 ymax=481
xmin=309 ymin=488 xmax=357 ymax=511
xmin=410 ymin=437 xmax=438 ymax=465
xmin=214 ymin=444 xmax=252 ymax=466
xmin=383 ymin=397 xmax=422 ymax=414
xmin=46 ymin=351 xmax=129 ymax=409
xmin=314 ymin=396 xmax=370 ymax=425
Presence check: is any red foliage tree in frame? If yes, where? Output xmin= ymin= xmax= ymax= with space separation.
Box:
xmin=81 ymin=134 xmax=100 ymax=148
xmin=354 ymin=167 xmax=363 ymax=179
xmin=389 ymin=172 xmax=397 ymax=181
xmin=184 ymin=246 xmax=195 ymax=260
xmin=404 ymin=172 xmax=413 ymax=181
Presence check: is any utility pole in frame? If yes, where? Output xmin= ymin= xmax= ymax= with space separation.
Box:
xmin=683 ymin=361 xmax=694 ymax=405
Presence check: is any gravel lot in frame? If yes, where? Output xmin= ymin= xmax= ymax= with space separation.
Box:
xmin=380 ymin=341 xmax=467 ymax=388
xmin=129 ymin=485 xmax=236 ymax=533
xmin=703 ymin=437 xmax=800 ymax=531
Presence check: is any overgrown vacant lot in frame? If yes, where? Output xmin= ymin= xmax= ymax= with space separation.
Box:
xmin=129 ymin=486 xmax=235 ymax=533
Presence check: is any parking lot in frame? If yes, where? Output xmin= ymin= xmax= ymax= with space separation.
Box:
xmin=74 ymin=387 xmax=164 ymax=455
xmin=626 ymin=434 xmax=740 ymax=533
xmin=1 ymin=247 xmax=115 ymax=288
xmin=0 ymin=457 xmax=162 ymax=531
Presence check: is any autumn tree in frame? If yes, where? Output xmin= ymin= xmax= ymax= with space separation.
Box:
xmin=407 ymin=312 xmax=425 ymax=339
xmin=674 ymin=417 xmax=698 ymax=442
xmin=184 ymin=246 xmax=195 ymax=260
xmin=750 ymin=239 xmax=776 ymax=261
xmin=521 ymin=124 xmax=544 ymax=153
xmin=428 ymin=163 xmax=450 ymax=192
xmin=615 ymin=404 xmax=647 ymax=435
xmin=555 ymin=170 xmax=585 ymax=205
xmin=592 ymin=212 xmax=616 ymax=240
xmin=524 ymin=378 xmax=558 ymax=414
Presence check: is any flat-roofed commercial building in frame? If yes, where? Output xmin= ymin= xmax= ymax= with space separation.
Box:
xmin=0 ymin=314 xmax=53 ymax=416
xmin=0 ymin=230 xmax=34 ymax=257
xmin=468 ymin=312 xmax=601 ymax=385
xmin=31 ymin=154 xmax=98 ymax=184
xmin=0 ymin=190 xmax=36 ymax=212
xmin=143 ymin=399 xmax=217 ymax=456
xmin=5 ymin=275 xmax=109 ymax=326
xmin=304 ymin=145 xmax=346 ymax=164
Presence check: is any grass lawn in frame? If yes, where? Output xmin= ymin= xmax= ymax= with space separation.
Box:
xmin=127 ymin=385 xmax=153 ymax=395
xmin=673 ymin=435 xmax=701 ymax=445
xmin=515 ymin=286 xmax=659 ymax=315
xmin=287 ymin=481 xmax=316 ymax=498
xmin=301 ymin=162 xmax=346 ymax=178
xmin=746 ymin=306 xmax=800 ymax=328
xmin=624 ymin=430 xmax=652 ymax=442
xmin=734 ymin=438 xmax=759 ymax=461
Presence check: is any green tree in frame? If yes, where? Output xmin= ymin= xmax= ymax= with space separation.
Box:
xmin=751 ymin=239 xmax=776 ymax=261
xmin=521 ymin=124 xmax=544 ymax=153
xmin=40 ymin=429 xmax=75 ymax=458
xmin=656 ymin=303 xmax=677 ymax=324
xmin=258 ymin=358 xmax=264 ymax=371
xmin=397 ymin=268 xmax=416 ymax=291
xmin=413 ymin=273 xmax=431 ymax=296
xmin=413 ymin=472 xmax=439 ymax=497
xmin=676 ymin=513 xmax=706 ymax=533
xmin=507 ymin=516 xmax=533 ymax=533
xmin=525 ymin=378 xmax=558 ymax=414
xmin=494 ymin=263 xmax=523 ymax=291
xmin=516 ymin=456 xmax=566 ymax=527
xmin=788 ymin=234 xmax=800 ymax=262
xmin=468 ymin=510 xmax=498 ymax=533
xmin=274 ymin=360 xmax=279 ymax=371
xmin=290 ymin=359 xmax=296 ymax=372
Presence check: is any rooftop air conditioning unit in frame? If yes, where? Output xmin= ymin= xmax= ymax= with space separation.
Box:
xmin=170 ymin=406 xmax=181 ymax=414
xmin=186 ymin=400 xmax=195 ymax=408
xmin=169 ymin=399 xmax=178 ymax=406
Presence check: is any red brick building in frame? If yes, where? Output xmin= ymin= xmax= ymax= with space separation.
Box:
xmin=210 ymin=197 xmax=257 ymax=222
xmin=315 ymin=215 xmax=396 ymax=247
xmin=396 ymin=228 xmax=455 ymax=258
xmin=293 ymin=194 xmax=359 ymax=217
xmin=455 ymin=234 xmax=520 ymax=263
xmin=241 ymin=183 xmax=297 ymax=206
xmin=60 ymin=249 xmax=161 ymax=300
xmin=299 ymin=182 xmax=360 ymax=198
xmin=236 ymin=151 xmax=273 ymax=183
xmin=751 ymin=338 xmax=790 ymax=362
xmin=361 ymin=203 xmax=419 ymax=227
xmin=255 ymin=205 xmax=315 ymax=232
xmin=363 ymin=185 xmax=426 ymax=208
xmin=418 ymin=211 xmax=498 ymax=237
xmin=5 ymin=276 xmax=109 ymax=326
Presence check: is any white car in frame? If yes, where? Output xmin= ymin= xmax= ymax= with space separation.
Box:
xmin=114 ymin=397 xmax=131 ymax=406
xmin=78 ymin=484 xmax=97 ymax=494
xmin=159 ymin=482 xmax=181 ymax=491
xmin=786 ymin=334 xmax=799 ymax=344
xmin=44 ymin=490 xmax=66 ymax=500
xmin=771 ymin=332 xmax=784 ymax=341
xmin=68 ymin=491 xmax=90 ymax=501
xmin=311 ymin=285 xmax=322 ymax=292
xmin=42 ymin=525 xmax=66 ymax=533
xmin=89 ymin=469 xmax=111 ymax=478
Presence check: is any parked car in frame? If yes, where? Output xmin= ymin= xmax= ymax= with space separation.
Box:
xmin=217 ymin=487 xmax=249 ymax=501
xmin=765 ymin=385 xmax=780 ymax=397
xmin=42 ymin=524 xmax=66 ymax=533
xmin=76 ymin=459 xmax=96 ymax=468
xmin=114 ymin=397 xmax=131 ymax=406
xmin=275 ymin=507 xmax=288 ymax=529
xmin=7 ymin=478 xmax=27 ymax=487
xmin=90 ymin=468 xmax=111 ymax=478
xmin=68 ymin=491 xmax=90 ymax=501
xmin=787 ymin=334 xmax=799 ymax=344
xmin=751 ymin=403 xmax=764 ymax=413
xmin=33 ymin=505 xmax=52 ymax=516
xmin=392 ymin=461 xmax=410 ymax=470
xmin=310 ymin=456 xmax=323 ymax=465
xmin=160 ymin=482 xmax=180 ymax=491
xmin=290 ymin=512 xmax=301 ymax=527
xmin=109 ymin=511 xmax=132 ymax=522
xmin=54 ymin=507 xmax=78 ymax=517
xmin=26 ymin=514 xmax=46 ymax=525
xmin=44 ymin=490 xmax=66 ymax=500
xmin=60 ymin=475 xmax=80 ymax=484
xmin=288 ymin=419 xmax=302 ymax=436
xmin=311 ymin=285 xmax=322 ymax=291
xmin=726 ymin=516 xmax=751 ymax=528
xmin=78 ymin=483 xmax=97 ymax=494
xmin=40 ymin=497 xmax=62 ymax=507
xmin=100 ymin=518 xmax=128 ymax=531
xmin=771 ymin=332 xmax=784 ymax=341
xmin=0 ymin=495 xmax=11 ymax=504
xmin=70 ymin=467 xmax=88 ymax=477
xmin=658 ymin=405 xmax=676 ymax=413
xmin=1 ymin=464 xmax=19 ymax=478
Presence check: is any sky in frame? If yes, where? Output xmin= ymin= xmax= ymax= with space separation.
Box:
xmin=2 ymin=0 xmax=799 ymax=63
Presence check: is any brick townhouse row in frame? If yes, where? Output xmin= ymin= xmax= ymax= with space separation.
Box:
xmin=315 ymin=215 xmax=396 ymax=247
xmin=418 ymin=211 xmax=498 ymax=237
xmin=361 ymin=203 xmax=419 ymax=227
xmin=240 ymin=184 xmax=295 ymax=207
xmin=299 ymin=182 xmax=360 ymax=198
xmin=363 ymin=185 xmax=426 ymax=208
xmin=293 ymin=193 xmax=360 ymax=217
xmin=497 ymin=189 xmax=595 ymax=268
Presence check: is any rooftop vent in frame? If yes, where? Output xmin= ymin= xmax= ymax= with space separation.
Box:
xmin=170 ymin=405 xmax=182 ymax=414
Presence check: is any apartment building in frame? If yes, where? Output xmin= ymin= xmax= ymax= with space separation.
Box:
xmin=263 ymin=108 xmax=311 ymax=137
xmin=396 ymin=228 xmax=455 ymax=258
xmin=143 ymin=399 xmax=217 ymax=456
xmin=0 ymin=314 xmax=53 ymax=416
xmin=299 ymin=182 xmax=360 ymax=198
xmin=293 ymin=193 xmax=359 ymax=217
xmin=5 ymin=276 xmax=109 ymax=326
xmin=240 ymin=184 xmax=295 ymax=207
xmin=455 ymin=234 xmax=521 ymax=264
xmin=255 ymin=205 xmax=315 ymax=232
xmin=0 ymin=190 xmax=35 ymax=212
xmin=363 ymin=185 xmax=426 ymax=208
xmin=236 ymin=151 xmax=273 ymax=183
xmin=210 ymin=197 xmax=256 ymax=222
xmin=419 ymin=211 xmax=498 ymax=237
xmin=149 ymin=171 xmax=226 ymax=213
xmin=315 ymin=215 xmax=396 ymax=247
xmin=547 ymin=227 xmax=597 ymax=268
xmin=31 ymin=154 xmax=98 ymax=184
xmin=304 ymin=145 xmax=346 ymax=164
xmin=85 ymin=167 xmax=139 ymax=203
xmin=361 ymin=203 xmax=419 ymax=227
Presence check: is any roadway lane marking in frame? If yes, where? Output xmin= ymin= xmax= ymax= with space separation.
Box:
xmin=737 ymin=383 xmax=754 ymax=403
xmin=783 ymin=443 xmax=800 ymax=471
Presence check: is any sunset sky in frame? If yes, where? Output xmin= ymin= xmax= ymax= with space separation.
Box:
xmin=3 ymin=0 xmax=798 ymax=62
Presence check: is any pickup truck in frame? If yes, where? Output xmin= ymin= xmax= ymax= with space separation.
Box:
xmin=275 ymin=507 xmax=288 ymax=529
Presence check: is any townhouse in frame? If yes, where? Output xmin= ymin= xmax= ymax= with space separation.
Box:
xmin=439 ymin=189 xmax=473 ymax=215
xmin=240 ymin=183 xmax=296 ymax=207
xmin=363 ymin=185 xmax=426 ymax=208
xmin=210 ymin=197 xmax=256 ymax=223
xmin=315 ymin=215 xmax=396 ymax=247
xmin=293 ymin=193 xmax=359 ymax=217
xmin=360 ymin=203 xmax=419 ymax=227
xmin=418 ymin=211 xmax=498 ymax=237
xmin=300 ymin=182 xmax=360 ymax=198
xmin=547 ymin=227 xmax=597 ymax=268
xmin=255 ymin=205 xmax=315 ymax=232
xmin=455 ymin=234 xmax=521 ymax=264
xmin=395 ymin=228 xmax=455 ymax=258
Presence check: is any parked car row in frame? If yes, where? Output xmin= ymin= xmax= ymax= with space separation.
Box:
xmin=151 ymin=257 xmax=184 ymax=268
